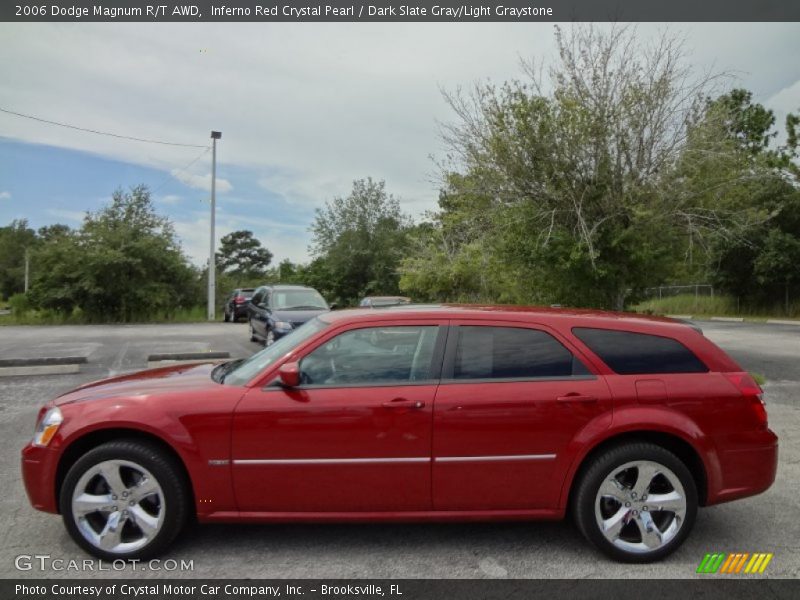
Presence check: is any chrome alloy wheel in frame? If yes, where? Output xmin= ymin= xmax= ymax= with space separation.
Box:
xmin=71 ymin=459 xmax=165 ymax=554
xmin=594 ymin=460 xmax=687 ymax=554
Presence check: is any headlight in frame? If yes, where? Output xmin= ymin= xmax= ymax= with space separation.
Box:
xmin=33 ymin=407 xmax=63 ymax=447
xmin=273 ymin=321 xmax=294 ymax=331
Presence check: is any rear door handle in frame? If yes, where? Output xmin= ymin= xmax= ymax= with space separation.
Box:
xmin=382 ymin=398 xmax=425 ymax=409
xmin=557 ymin=394 xmax=598 ymax=403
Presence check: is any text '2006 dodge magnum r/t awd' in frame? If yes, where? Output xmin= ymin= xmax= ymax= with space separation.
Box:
xmin=21 ymin=305 xmax=777 ymax=562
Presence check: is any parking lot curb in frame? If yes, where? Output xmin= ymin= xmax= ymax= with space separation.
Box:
xmin=146 ymin=351 xmax=230 ymax=368
xmin=0 ymin=356 xmax=88 ymax=377
xmin=666 ymin=314 xmax=693 ymax=320
xmin=710 ymin=316 xmax=745 ymax=322
xmin=766 ymin=319 xmax=800 ymax=326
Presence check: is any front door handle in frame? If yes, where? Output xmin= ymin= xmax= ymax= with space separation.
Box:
xmin=557 ymin=393 xmax=598 ymax=403
xmin=382 ymin=398 xmax=425 ymax=409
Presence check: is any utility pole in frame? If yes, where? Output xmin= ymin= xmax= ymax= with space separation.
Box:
xmin=24 ymin=248 xmax=29 ymax=293
xmin=208 ymin=131 xmax=222 ymax=321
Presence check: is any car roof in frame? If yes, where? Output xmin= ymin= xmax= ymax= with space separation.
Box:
xmin=319 ymin=303 xmax=694 ymax=333
xmin=258 ymin=285 xmax=316 ymax=291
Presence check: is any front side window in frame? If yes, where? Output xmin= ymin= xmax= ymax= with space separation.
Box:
xmin=250 ymin=289 xmax=265 ymax=307
xmin=452 ymin=326 xmax=590 ymax=380
xmin=299 ymin=326 xmax=439 ymax=386
xmin=572 ymin=327 xmax=708 ymax=375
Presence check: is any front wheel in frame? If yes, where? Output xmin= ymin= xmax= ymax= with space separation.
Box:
xmin=249 ymin=320 xmax=258 ymax=342
xmin=572 ymin=442 xmax=697 ymax=563
xmin=60 ymin=440 xmax=189 ymax=560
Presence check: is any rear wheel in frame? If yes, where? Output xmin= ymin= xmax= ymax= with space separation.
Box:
xmin=60 ymin=440 xmax=189 ymax=560
xmin=223 ymin=309 xmax=230 ymax=322
xmin=249 ymin=320 xmax=258 ymax=342
xmin=572 ymin=442 xmax=697 ymax=562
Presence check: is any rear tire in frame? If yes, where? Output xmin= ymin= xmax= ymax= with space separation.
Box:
xmin=60 ymin=440 xmax=189 ymax=560
xmin=572 ymin=442 xmax=697 ymax=563
xmin=223 ymin=310 xmax=230 ymax=323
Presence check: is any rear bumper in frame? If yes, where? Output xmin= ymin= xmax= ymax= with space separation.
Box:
xmin=708 ymin=429 xmax=778 ymax=505
xmin=21 ymin=443 xmax=59 ymax=514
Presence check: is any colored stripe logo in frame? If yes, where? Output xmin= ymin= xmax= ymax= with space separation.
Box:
xmin=697 ymin=552 xmax=773 ymax=574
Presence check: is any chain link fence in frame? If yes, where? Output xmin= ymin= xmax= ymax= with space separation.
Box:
xmin=640 ymin=284 xmax=714 ymax=300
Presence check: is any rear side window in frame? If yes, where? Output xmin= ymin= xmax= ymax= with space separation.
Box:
xmin=572 ymin=328 xmax=708 ymax=375
xmin=452 ymin=326 xmax=590 ymax=380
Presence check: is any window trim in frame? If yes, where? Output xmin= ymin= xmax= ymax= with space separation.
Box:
xmin=441 ymin=323 xmax=595 ymax=382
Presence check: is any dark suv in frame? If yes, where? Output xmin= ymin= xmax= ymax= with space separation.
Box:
xmin=247 ymin=284 xmax=330 ymax=345
xmin=223 ymin=288 xmax=255 ymax=322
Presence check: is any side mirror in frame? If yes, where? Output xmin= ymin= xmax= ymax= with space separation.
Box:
xmin=329 ymin=302 xmax=338 ymax=310
xmin=278 ymin=362 xmax=301 ymax=387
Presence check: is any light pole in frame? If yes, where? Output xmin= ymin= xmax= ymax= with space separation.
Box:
xmin=208 ymin=131 xmax=222 ymax=321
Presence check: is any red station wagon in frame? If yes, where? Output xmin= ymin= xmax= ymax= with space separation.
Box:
xmin=21 ymin=306 xmax=778 ymax=562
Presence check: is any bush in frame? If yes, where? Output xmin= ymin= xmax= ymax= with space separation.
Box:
xmin=8 ymin=292 xmax=31 ymax=315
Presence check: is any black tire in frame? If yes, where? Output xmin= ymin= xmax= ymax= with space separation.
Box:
xmin=572 ymin=442 xmax=698 ymax=563
xmin=223 ymin=309 xmax=230 ymax=322
xmin=60 ymin=440 xmax=189 ymax=560
xmin=249 ymin=320 xmax=258 ymax=342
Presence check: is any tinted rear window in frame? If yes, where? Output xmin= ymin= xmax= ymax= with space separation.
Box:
xmin=452 ymin=326 xmax=590 ymax=380
xmin=572 ymin=328 xmax=708 ymax=375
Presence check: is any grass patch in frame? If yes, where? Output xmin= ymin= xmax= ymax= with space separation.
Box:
xmin=0 ymin=306 xmax=222 ymax=326
xmin=633 ymin=294 xmax=800 ymax=320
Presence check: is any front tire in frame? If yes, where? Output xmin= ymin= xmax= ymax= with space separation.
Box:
xmin=572 ymin=442 xmax=697 ymax=563
xmin=60 ymin=440 xmax=189 ymax=560
xmin=249 ymin=320 xmax=258 ymax=342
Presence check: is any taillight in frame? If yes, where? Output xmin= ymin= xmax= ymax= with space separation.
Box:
xmin=723 ymin=372 xmax=768 ymax=429
xmin=234 ymin=296 xmax=246 ymax=304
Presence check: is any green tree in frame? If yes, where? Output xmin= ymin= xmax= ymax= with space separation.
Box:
xmin=217 ymin=230 xmax=273 ymax=283
xmin=310 ymin=178 xmax=410 ymax=305
xmin=0 ymin=219 xmax=36 ymax=299
xmin=29 ymin=185 xmax=197 ymax=321
xmin=403 ymin=26 xmax=780 ymax=310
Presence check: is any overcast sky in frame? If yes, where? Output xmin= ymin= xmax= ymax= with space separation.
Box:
xmin=1 ymin=22 xmax=799 ymax=266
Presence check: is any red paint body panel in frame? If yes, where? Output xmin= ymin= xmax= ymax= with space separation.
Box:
xmin=21 ymin=306 xmax=778 ymax=526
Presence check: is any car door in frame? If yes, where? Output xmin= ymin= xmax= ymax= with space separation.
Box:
xmin=231 ymin=320 xmax=447 ymax=513
xmin=250 ymin=289 xmax=270 ymax=337
xmin=432 ymin=321 xmax=612 ymax=511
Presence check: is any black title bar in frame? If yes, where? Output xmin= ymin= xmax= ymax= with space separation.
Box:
xmin=3 ymin=1 xmax=800 ymax=22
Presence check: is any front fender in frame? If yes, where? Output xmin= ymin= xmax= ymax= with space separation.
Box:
xmin=52 ymin=394 xmax=238 ymax=517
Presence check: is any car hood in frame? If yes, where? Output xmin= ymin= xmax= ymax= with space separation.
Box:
xmin=54 ymin=362 xmax=218 ymax=406
xmin=271 ymin=308 xmax=329 ymax=323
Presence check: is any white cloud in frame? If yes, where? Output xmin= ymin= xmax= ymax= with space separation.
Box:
xmin=0 ymin=191 xmax=10 ymax=199
xmin=173 ymin=212 xmax=311 ymax=267
xmin=3 ymin=22 xmax=800 ymax=261
xmin=158 ymin=194 xmax=182 ymax=205
xmin=171 ymin=170 xmax=232 ymax=193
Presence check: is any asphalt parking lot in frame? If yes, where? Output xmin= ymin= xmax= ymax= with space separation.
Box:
xmin=0 ymin=320 xmax=798 ymax=579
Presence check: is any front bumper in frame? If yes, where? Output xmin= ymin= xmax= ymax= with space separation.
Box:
xmin=21 ymin=442 xmax=60 ymax=514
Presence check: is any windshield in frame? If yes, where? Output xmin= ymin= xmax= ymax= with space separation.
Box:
xmin=222 ymin=317 xmax=330 ymax=386
xmin=271 ymin=289 xmax=328 ymax=310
